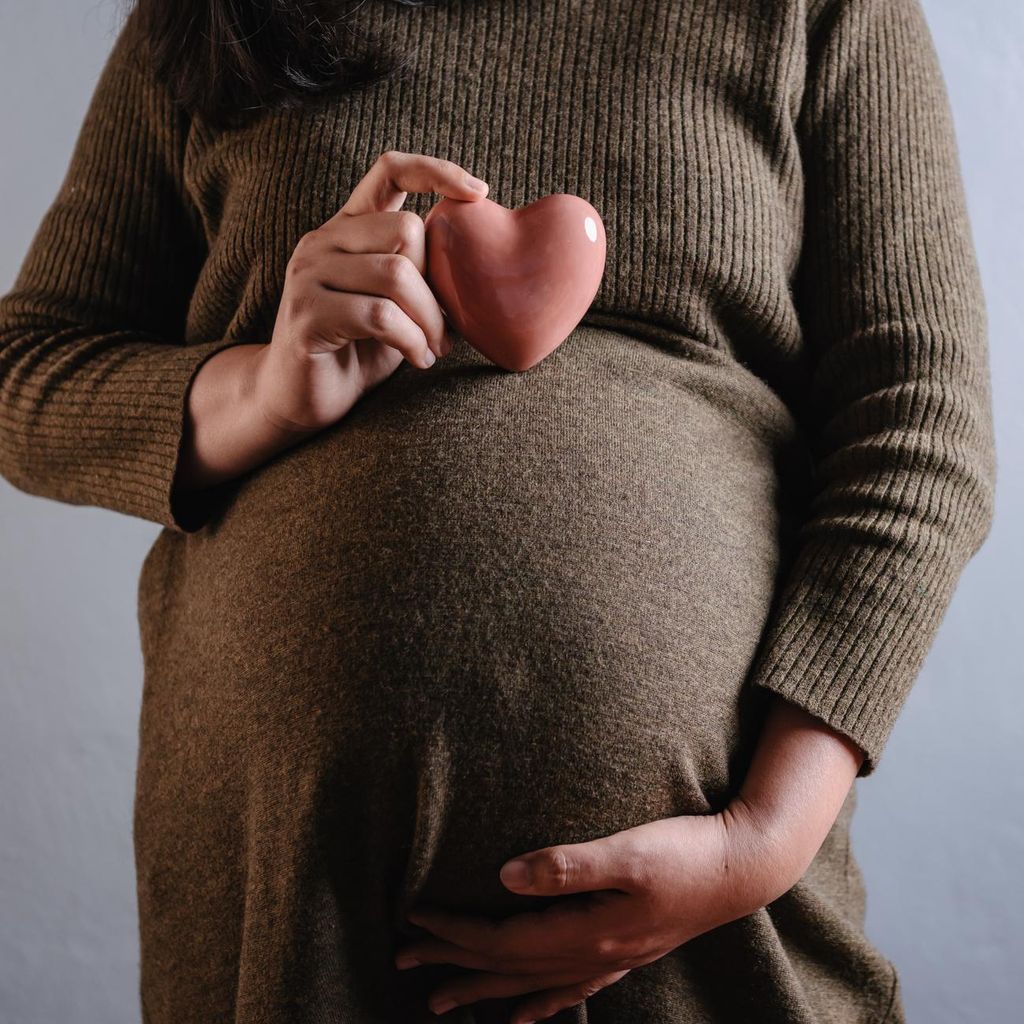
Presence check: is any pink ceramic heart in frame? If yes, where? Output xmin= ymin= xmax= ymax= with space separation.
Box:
xmin=423 ymin=193 xmax=607 ymax=371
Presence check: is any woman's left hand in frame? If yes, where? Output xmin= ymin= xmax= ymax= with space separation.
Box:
xmin=395 ymin=797 xmax=802 ymax=1022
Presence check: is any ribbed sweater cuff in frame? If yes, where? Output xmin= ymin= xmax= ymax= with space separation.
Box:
xmin=0 ymin=336 xmax=251 ymax=536
xmin=746 ymin=535 xmax=961 ymax=778
xmin=160 ymin=339 xmax=258 ymax=534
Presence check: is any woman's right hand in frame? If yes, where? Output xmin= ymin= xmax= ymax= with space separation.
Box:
xmin=253 ymin=149 xmax=490 ymax=435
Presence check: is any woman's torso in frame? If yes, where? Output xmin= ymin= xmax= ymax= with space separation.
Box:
xmin=133 ymin=3 xmax=900 ymax=1021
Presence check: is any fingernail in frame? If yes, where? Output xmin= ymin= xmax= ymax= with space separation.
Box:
xmin=423 ymin=349 xmax=436 ymax=368
xmin=464 ymin=173 xmax=488 ymax=192
xmin=394 ymin=953 xmax=420 ymax=970
xmin=431 ymin=996 xmax=457 ymax=1015
xmin=500 ymin=858 xmax=531 ymax=888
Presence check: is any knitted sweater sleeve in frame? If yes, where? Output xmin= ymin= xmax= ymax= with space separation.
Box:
xmin=0 ymin=12 xmax=250 ymax=534
xmin=745 ymin=0 xmax=997 ymax=777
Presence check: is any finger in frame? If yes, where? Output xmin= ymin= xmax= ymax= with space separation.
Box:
xmin=294 ymin=287 xmax=435 ymax=369
xmin=425 ymin=966 xmax=614 ymax=1018
xmin=500 ymin=831 xmax=645 ymax=897
xmin=408 ymin=893 xmax=632 ymax=965
xmin=396 ymin=931 xmax=605 ymax=977
xmin=397 ymin=929 xmax=586 ymax=977
xmin=509 ymin=970 xmax=631 ymax=1024
xmin=339 ymin=149 xmax=488 ymax=218
xmin=395 ymin=937 xmax=497 ymax=973
xmin=299 ymin=249 xmax=447 ymax=358
xmin=310 ymin=209 xmax=428 ymax=276
xmin=350 ymin=336 xmax=406 ymax=391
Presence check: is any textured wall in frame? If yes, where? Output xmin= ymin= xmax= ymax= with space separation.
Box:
xmin=0 ymin=1 xmax=1020 ymax=1020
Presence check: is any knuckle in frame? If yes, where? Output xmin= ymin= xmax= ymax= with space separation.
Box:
xmin=378 ymin=252 xmax=411 ymax=289
xmin=294 ymin=229 xmax=320 ymax=255
xmin=592 ymin=935 xmax=621 ymax=961
xmin=393 ymin=210 xmax=423 ymax=249
xmin=287 ymin=233 xmax=320 ymax=275
xmin=285 ymin=255 xmax=310 ymax=280
xmin=366 ymin=297 xmax=395 ymax=332
xmin=543 ymin=848 xmax=574 ymax=890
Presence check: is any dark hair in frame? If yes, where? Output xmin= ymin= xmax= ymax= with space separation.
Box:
xmin=130 ymin=0 xmax=440 ymax=128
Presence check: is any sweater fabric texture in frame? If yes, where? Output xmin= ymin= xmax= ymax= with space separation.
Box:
xmin=0 ymin=1 xmax=996 ymax=1022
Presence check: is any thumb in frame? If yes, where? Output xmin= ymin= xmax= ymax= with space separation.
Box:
xmin=499 ymin=834 xmax=638 ymax=896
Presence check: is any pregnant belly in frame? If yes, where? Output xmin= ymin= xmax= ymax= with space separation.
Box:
xmin=136 ymin=325 xmax=805 ymax=923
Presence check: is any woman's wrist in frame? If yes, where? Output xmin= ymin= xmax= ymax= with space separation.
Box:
xmin=725 ymin=694 xmax=866 ymax=896
xmin=175 ymin=342 xmax=320 ymax=494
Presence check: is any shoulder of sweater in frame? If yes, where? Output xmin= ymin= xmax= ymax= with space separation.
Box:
xmin=102 ymin=5 xmax=157 ymax=84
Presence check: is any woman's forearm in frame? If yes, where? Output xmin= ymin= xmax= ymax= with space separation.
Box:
xmin=731 ymin=694 xmax=866 ymax=884
xmin=173 ymin=343 xmax=320 ymax=493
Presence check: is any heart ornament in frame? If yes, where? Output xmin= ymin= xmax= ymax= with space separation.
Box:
xmin=423 ymin=193 xmax=607 ymax=372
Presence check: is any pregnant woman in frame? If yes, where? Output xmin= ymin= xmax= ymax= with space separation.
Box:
xmin=0 ymin=1 xmax=996 ymax=1022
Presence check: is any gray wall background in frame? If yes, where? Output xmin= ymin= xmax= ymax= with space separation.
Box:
xmin=0 ymin=1 xmax=1020 ymax=1021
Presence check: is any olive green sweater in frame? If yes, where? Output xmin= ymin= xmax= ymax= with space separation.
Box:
xmin=0 ymin=1 xmax=997 ymax=1021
